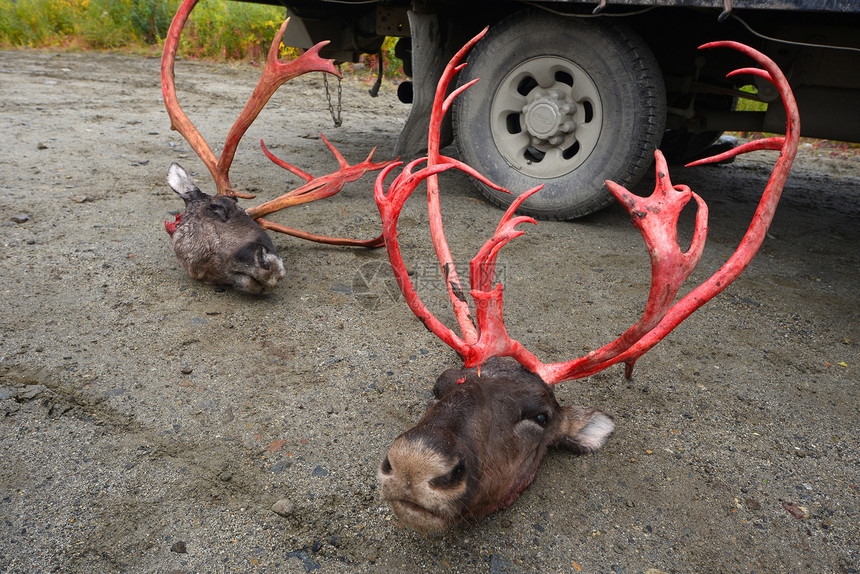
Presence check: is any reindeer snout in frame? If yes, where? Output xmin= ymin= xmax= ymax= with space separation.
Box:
xmin=380 ymin=450 xmax=466 ymax=491
xmin=378 ymin=435 xmax=469 ymax=532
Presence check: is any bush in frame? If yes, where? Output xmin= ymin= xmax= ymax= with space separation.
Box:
xmin=0 ymin=0 xmax=285 ymax=58
xmin=0 ymin=0 xmax=404 ymax=75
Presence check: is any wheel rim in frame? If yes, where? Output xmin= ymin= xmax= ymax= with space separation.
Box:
xmin=490 ymin=56 xmax=603 ymax=179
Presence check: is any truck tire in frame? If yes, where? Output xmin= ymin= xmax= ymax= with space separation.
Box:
xmin=454 ymin=12 xmax=666 ymax=220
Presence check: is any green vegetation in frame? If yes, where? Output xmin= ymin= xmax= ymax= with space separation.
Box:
xmin=0 ymin=0 xmax=403 ymax=75
xmin=736 ymin=84 xmax=768 ymax=113
xmin=0 ymin=0 xmax=287 ymax=57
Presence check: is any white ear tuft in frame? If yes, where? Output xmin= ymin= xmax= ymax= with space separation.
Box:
xmin=167 ymin=162 xmax=197 ymax=199
xmin=556 ymin=406 xmax=616 ymax=453
xmin=574 ymin=412 xmax=615 ymax=452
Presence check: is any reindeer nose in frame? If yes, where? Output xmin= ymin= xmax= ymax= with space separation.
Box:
xmin=256 ymin=245 xmax=272 ymax=270
xmin=428 ymin=458 xmax=466 ymax=490
xmin=380 ymin=455 xmax=393 ymax=475
xmin=380 ymin=448 xmax=466 ymax=488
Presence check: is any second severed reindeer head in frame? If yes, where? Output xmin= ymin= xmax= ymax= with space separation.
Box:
xmin=160 ymin=0 xmax=391 ymax=293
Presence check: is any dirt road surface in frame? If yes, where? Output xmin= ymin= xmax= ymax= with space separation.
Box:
xmin=1 ymin=49 xmax=858 ymax=573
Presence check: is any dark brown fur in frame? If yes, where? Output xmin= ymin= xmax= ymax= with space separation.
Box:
xmin=166 ymin=163 xmax=286 ymax=294
xmin=378 ymin=357 xmax=615 ymax=532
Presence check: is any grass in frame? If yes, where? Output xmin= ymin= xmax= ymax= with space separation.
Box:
xmin=0 ymin=0 xmax=404 ymax=75
xmin=729 ymin=84 xmax=858 ymax=155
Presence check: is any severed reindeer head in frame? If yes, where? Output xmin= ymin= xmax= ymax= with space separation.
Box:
xmin=160 ymin=0 xmax=391 ymax=292
xmin=379 ymin=357 xmax=614 ymax=531
xmin=374 ymin=31 xmax=799 ymax=532
xmin=165 ymin=163 xmax=285 ymax=294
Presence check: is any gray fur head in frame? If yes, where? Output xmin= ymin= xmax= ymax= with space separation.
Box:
xmin=165 ymin=163 xmax=286 ymax=294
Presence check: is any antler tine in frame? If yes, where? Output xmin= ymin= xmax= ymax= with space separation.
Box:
xmin=617 ymin=41 xmax=799 ymax=348
xmin=218 ymin=23 xmax=339 ymax=195
xmin=246 ymin=137 xmax=395 ymax=246
xmin=320 ymin=133 xmax=350 ymax=168
xmin=161 ymin=0 xmax=220 ymax=188
xmin=260 ymin=139 xmax=315 ymax=182
xmin=538 ymin=40 xmax=800 ymax=383
xmin=374 ymin=28 xmax=547 ymax=369
xmin=161 ymin=0 xmax=339 ymax=196
xmin=470 ymin=187 xmax=542 ymax=292
xmin=527 ymin=153 xmax=710 ymax=383
xmin=685 ymin=66 xmax=785 ymax=165
xmin=375 ymin=160 xmax=472 ymax=356
xmin=256 ymin=218 xmax=384 ymax=248
xmin=421 ymin=27 xmax=491 ymax=344
xmin=427 ymin=29 xmax=488 ymax=159
xmin=460 ymin=188 xmax=545 ymax=368
xmin=249 ymin=138 xmax=394 ymax=216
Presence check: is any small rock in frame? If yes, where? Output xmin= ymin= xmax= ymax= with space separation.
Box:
xmin=218 ymin=472 xmax=232 ymax=482
xmin=745 ymin=497 xmax=761 ymax=511
xmin=170 ymin=541 xmax=187 ymax=553
xmin=71 ymin=195 xmax=89 ymax=204
xmin=18 ymin=385 xmax=47 ymax=400
xmin=180 ymin=367 xmax=192 ymax=375
xmin=270 ymin=460 xmax=292 ymax=474
xmin=271 ymin=498 xmax=294 ymax=517
xmin=37 ymin=142 xmax=48 ymax=150
xmin=11 ymin=214 xmax=30 ymax=224
xmin=312 ymin=466 xmax=329 ymax=477
xmin=1 ymin=400 xmax=20 ymax=416
xmin=781 ymin=500 xmax=809 ymax=519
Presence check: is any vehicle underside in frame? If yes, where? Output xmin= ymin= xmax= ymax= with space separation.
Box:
xmin=237 ymin=0 xmax=860 ymax=218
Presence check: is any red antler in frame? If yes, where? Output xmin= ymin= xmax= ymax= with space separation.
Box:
xmin=162 ymin=0 xmax=338 ymax=197
xmin=375 ymin=35 xmax=799 ymax=384
xmin=162 ymin=0 xmax=390 ymax=246
xmin=244 ymin=134 xmax=389 ymax=247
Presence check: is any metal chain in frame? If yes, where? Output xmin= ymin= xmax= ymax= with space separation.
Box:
xmin=323 ymin=71 xmax=342 ymax=128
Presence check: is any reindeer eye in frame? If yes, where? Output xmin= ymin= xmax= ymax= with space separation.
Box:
xmin=520 ymin=408 xmax=550 ymax=428
xmin=208 ymin=203 xmax=229 ymax=221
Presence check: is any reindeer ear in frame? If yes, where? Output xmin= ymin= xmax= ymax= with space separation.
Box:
xmin=553 ymin=405 xmax=615 ymax=454
xmin=433 ymin=367 xmax=472 ymax=399
xmin=167 ymin=163 xmax=207 ymax=201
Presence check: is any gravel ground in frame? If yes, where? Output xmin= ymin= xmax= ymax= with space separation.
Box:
xmin=0 ymin=49 xmax=858 ymax=573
